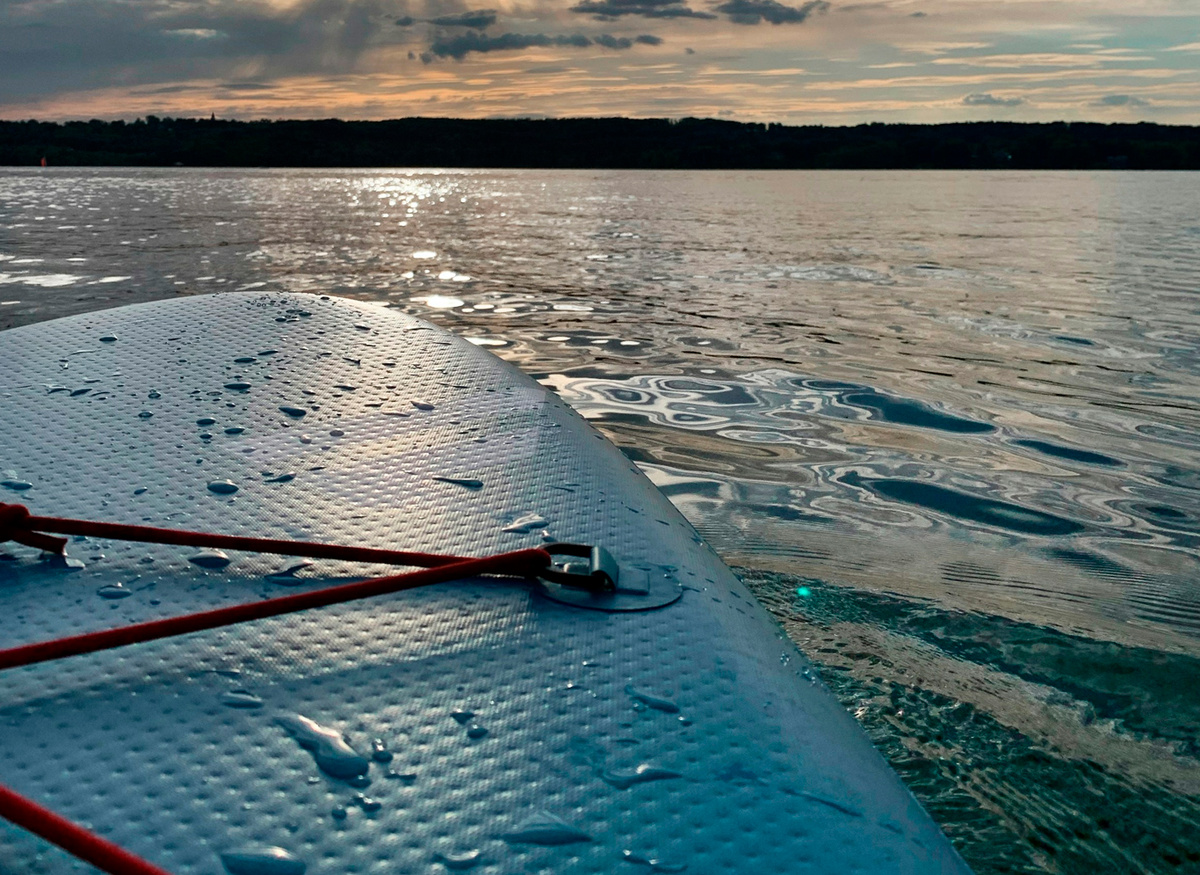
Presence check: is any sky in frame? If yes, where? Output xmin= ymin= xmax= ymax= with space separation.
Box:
xmin=1 ymin=0 xmax=1198 ymax=123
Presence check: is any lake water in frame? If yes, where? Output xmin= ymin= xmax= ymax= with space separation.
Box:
xmin=2 ymin=168 xmax=1199 ymax=873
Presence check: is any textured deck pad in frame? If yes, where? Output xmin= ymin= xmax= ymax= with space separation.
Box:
xmin=0 ymin=293 xmax=969 ymax=875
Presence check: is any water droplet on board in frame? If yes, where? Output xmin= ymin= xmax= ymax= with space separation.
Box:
xmin=433 ymin=477 xmax=483 ymax=490
xmin=234 ymin=357 xmax=258 ymax=364
xmin=412 ymin=400 xmax=435 ymax=411
xmin=434 ymin=850 xmax=482 ymax=870
xmin=329 ymin=429 xmax=345 ymax=437
xmin=188 ymin=549 xmax=231 ymax=569
xmin=621 ymin=850 xmax=687 ymax=872
xmin=451 ymin=710 xmax=475 ymax=725
xmin=220 ymin=848 xmax=305 ymax=875
xmin=1 ymin=479 xmax=32 ymax=491
xmin=265 ymin=473 xmax=295 ymax=483
xmin=331 ymin=806 xmax=348 ymax=821
xmin=502 ymin=811 xmax=591 ymax=846
xmin=197 ymin=417 xmax=217 ymax=426
xmin=370 ymin=739 xmax=393 ymax=762
xmin=147 ymin=390 xmax=161 ymax=399
xmin=466 ymin=724 xmax=488 ymax=740
xmin=355 ymin=795 xmax=382 ymax=813
xmin=279 ymin=406 xmax=307 ymax=418
xmin=97 ymin=583 xmax=132 ymax=600
xmin=601 ymin=764 xmax=682 ymax=790
xmin=99 ymin=335 xmax=117 ymax=343
xmin=138 ymin=411 xmax=153 ymax=419
xmin=225 ymin=427 xmax=245 ymax=435
xmin=503 ymin=513 xmax=547 ymax=533
xmin=221 ymin=690 xmax=264 ymax=709
xmin=625 ymin=685 xmax=680 ymax=713
xmin=225 ymin=382 xmax=251 ymax=392
xmin=208 ymin=480 xmax=239 ymax=495
xmin=267 ymin=560 xmax=313 ymax=582
xmin=276 ymin=714 xmax=370 ymax=779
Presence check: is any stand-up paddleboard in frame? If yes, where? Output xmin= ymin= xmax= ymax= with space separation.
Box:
xmin=0 ymin=293 xmax=970 ymax=874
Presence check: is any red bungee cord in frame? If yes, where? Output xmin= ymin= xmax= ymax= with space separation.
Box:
xmin=0 ymin=501 xmax=557 ymax=875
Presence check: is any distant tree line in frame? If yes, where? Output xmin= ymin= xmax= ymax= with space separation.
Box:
xmin=2 ymin=116 xmax=1198 ymax=169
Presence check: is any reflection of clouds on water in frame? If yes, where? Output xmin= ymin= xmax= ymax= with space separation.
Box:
xmin=0 ymin=272 xmax=85 ymax=287
xmin=552 ymin=367 xmax=1200 ymax=636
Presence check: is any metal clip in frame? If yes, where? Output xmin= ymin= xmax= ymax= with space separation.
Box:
xmin=539 ymin=543 xmax=619 ymax=593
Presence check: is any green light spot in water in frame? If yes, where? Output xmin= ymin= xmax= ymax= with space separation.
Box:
xmin=796 ymin=586 xmax=811 ymax=598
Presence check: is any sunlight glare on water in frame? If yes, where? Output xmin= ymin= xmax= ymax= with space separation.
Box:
xmin=1 ymin=167 xmax=1199 ymax=874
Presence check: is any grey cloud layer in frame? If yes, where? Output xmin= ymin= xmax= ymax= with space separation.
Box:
xmin=570 ymin=0 xmax=716 ymax=20
xmin=713 ymin=0 xmax=829 ymax=25
xmin=569 ymin=0 xmax=827 ymax=23
xmin=0 ymin=0 xmax=830 ymax=104
xmin=0 ymin=0 xmax=390 ymax=98
xmin=397 ymin=9 xmax=499 ymax=28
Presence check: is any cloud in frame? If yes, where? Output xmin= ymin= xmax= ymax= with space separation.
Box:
xmin=570 ymin=0 xmax=716 ymax=20
xmin=0 ymin=0 xmax=394 ymax=100
xmin=962 ymin=92 xmax=1024 ymax=107
xmin=427 ymin=31 xmax=662 ymax=60
xmin=428 ymin=10 xmax=498 ymax=28
xmin=595 ymin=33 xmax=662 ymax=48
xmin=220 ymin=82 xmax=275 ymax=91
xmin=713 ymin=0 xmax=829 ymax=25
xmin=1095 ymin=94 xmax=1150 ymax=106
xmin=134 ymin=84 xmax=206 ymax=94
xmin=165 ymin=28 xmax=226 ymax=40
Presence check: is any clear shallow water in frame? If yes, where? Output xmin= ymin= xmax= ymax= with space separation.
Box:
xmin=2 ymin=168 xmax=1199 ymax=873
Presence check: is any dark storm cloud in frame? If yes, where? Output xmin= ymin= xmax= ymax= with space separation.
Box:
xmin=0 ymin=0 xmax=392 ymax=100
xmin=597 ymin=33 xmax=663 ymax=47
xmin=1095 ymin=94 xmax=1150 ymax=107
xmin=713 ymin=0 xmax=829 ymax=25
xmin=428 ymin=32 xmax=587 ymax=61
xmin=427 ymin=9 xmax=498 ymax=28
xmin=962 ymin=92 xmax=1024 ymax=107
xmin=427 ymin=31 xmax=663 ymax=60
xmin=570 ymin=0 xmax=716 ymax=20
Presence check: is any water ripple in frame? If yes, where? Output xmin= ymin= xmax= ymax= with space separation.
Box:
xmin=4 ymin=168 xmax=1199 ymax=875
